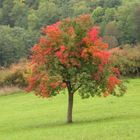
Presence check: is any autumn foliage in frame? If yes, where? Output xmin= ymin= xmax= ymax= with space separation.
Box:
xmin=110 ymin=46 xmax=140 ymax=77
xmin=27 ymin=14 xmax=126 ymax=98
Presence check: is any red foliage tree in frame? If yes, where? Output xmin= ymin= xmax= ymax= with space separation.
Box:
xmin=26 ymin=15 xmax=126 ymax=123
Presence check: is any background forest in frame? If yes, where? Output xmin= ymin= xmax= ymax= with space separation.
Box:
xmin=0 ymin=0 xmax=140 ymax=67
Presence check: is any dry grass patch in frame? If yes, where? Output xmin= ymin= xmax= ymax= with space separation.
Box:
xmin=0 ymin=86 xmax=22 ymax=96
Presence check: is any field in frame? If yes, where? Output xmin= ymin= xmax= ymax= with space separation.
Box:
xmin=0 ymin=79 xmax=140 ymax=140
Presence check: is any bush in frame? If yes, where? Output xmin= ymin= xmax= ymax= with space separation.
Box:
xmin=3 ymin=71 xmax=27 ymax=88
xmin=0 ymin=59 xmax=28 ymax=88
xmin=110 ymin=45 xmax=140 ymax=77
xmin=0 ymin=67 xmax=11 ymax=87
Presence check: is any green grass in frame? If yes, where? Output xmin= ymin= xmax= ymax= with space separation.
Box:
xmin=0 ymin=79 xmax=140 ymax=140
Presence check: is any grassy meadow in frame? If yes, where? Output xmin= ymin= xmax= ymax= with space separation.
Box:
xmin=0 ymin=79 xmax=140 ymax=140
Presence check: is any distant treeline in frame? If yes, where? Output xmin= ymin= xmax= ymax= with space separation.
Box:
xmin=0 ymin=0 xmax=140 ymax=67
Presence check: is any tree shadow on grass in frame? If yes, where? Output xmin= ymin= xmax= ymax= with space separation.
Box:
xmin=75 ymin=114 xmax=138 ymax=124
xmin=24 ymin=114 xmax=139 ymax=130
xmin=2 ymin=114 xmax=138 ymax=133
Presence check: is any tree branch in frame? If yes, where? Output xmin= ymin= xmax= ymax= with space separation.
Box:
xmin=73 ymin=84 xmax=82 ymax=93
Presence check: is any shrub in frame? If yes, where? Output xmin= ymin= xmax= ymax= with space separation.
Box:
xmin=110 ymin=45 xmax=140 ymax=77
xmin=3 ymin=71 xmax=27 ymax=88
xmin=0 ymin=59 xmax=28 ymax=88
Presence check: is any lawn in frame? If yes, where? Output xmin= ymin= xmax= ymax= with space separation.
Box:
xmin=0 ymin=79 xmax=140 ymax=140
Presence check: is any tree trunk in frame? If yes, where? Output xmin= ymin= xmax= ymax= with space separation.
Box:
xmin=67 ymin=91 xmax=74 ymax=123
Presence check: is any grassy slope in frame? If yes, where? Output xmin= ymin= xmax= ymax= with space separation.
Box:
xmin=0 ymin=79 xmax=140 ymax=140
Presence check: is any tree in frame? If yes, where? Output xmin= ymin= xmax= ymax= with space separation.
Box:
xmin=133 ymin=4 xmax=140 ymax=42
xmin=103 ymin=0 xmax=121 ymax=8
xmin=33 ymin=0 xmax=61 ymax=30
xmin=0 ymin=0 xmax=14 ymax=26
xmin=10 ymin=0 xmax=28 ymax=28
xmin=116 ymin=4 xmax=137 ymax=44
xmin=92 ymin=7 xmax=104 ymax=24
xmin=70 ymin=1 xmax=90 ymax=16
xmin=104 ymin=8 xmax=116 ymax=23
xmin=0 ymin=0 xmax=3 ymax=8
xmin=25 ymin=0 xmax=39 ymax=10
xmin=0 ymin=25 xmax=38 ymax=67
xmin=26 ymin=15 xmax=126 ymax=123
